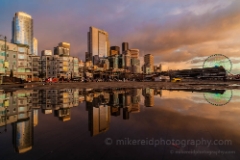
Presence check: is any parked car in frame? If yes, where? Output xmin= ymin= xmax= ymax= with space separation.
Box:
xmin=45 ymin=77 xmax=58 ymax=83
xmin=155 ymin=76 xmax=170 ymax=82
xmin=71 ymin=77 xmax=82 ymax=82
xmin=143 ymin=78 xmax=153 ymax=82
xmin=171 ymin=77 xmax=182 ymax=82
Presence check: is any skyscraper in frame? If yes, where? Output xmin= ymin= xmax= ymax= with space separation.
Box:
xmin=122 ymin=42 xmax=129 ymax=53
xmin=88 ymin=26 xmax=110 ymax=60
xmin=144 ymin=54 xmax=154 ymax=66
xmin=144 ymin=54 xmax=154 ymax=73
xmin=12 ymin=12 xmax=34 ymax=54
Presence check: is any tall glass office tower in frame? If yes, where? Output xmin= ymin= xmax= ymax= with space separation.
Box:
xmin=12 ymin=12 xmax=33 ymax=54
xmin=88 ymin=26 xmax=110 ymax=61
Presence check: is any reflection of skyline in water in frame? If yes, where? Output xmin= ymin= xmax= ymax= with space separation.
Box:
xmin=0 ymin=88 xmax=233 ymax=154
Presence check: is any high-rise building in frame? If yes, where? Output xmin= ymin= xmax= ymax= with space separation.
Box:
xmin=144 ymin=54 xmax=154 ymax=73
xmin=144 ymin=54 xmax=154 ymax=66
xmin=122 ymin=42 xmax=129 ymax=53
xmin=12 ymin=12 xmax=34 ymax=54
xmin=88 ymin=26 xmax=110 ymax=59
xmin=33 ymin=37 xmax=38 ymax=55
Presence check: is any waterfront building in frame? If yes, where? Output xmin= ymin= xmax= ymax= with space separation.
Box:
xmin=122 ymin=49 xmax=141 ymax=73
xmin=49 ymin=55 xmax=75 ymax=79
xmin=29 ymin=55 xmax=40 ymax=81
xmin=144 ymin=54 xmax=154 ymax=74
xmin=130 ymin=49 xmax=140 ymax=73
xmin=144 ymin=54 xmax=154 ymax=67
xmin=40 ymin=51 xmax=52 ymax=78
xmin=79 ymin=60 xmax=84 ymax=78
xmin=0 ymin=40 xmax=33 ymax=80
xmin=88 ymin=26 xmax=110 ymax=60
xmin=33 ymin=38 xmax=38 ymax=55
xmin=73 ymin=57 xmax=79 ymax=77
xmin=12 ymin=12 xmax=34 ymax=54
xmin=40 ymin=42 xmax=79 ymax=79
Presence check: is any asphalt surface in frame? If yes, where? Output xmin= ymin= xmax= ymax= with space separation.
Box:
xmin=1 ymin=80 xmax=240 ymax=91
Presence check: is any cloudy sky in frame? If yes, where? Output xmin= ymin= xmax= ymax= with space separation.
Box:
xmin=0 ymin=0 xmax=240 ymax=72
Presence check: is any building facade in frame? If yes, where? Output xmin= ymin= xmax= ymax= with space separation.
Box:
xmin=54 ymin=42 xmax=70 ymax=56
xmin=144 ymin=54 xmax=154 ymax=74
xmin=0 ymin=40 xmax=34 ymax=80
xmin=88 ymin=26 xmax=110 ymax=61
xmin=12 ymin=12 xmax=34 ymax=54
xmin=110 ymin=46 xmax=120 ymax=55
xmin=33 ymin=37 xmax=38 ymax=56
xmin=122 ymin=42 xmax=129 ymax=53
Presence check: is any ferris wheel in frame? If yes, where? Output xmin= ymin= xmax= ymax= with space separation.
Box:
xmin=204 ymin=90 xmax=232 ymax=106
xmin=203 ymin=54 xmax=232 ymax=73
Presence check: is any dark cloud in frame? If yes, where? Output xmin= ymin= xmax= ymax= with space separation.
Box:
xmin=0 ymin=0 xmax=240 ymax=64
xmin=126 ymin=0 xmax=240 ymax=62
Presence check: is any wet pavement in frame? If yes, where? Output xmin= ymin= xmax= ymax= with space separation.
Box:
xmin=0 ymin=88 xmax=239 ymax=159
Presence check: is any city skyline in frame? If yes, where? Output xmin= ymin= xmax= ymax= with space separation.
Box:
xmin=0 ymin=0 xmax=240 ymax=72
